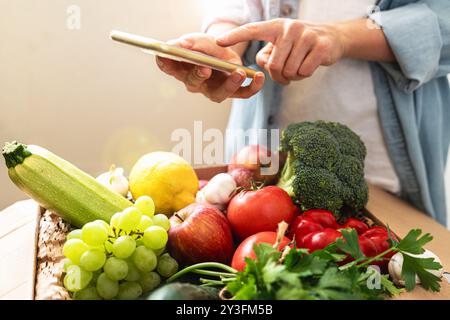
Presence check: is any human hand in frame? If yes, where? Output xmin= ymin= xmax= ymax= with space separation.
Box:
xmin=156 ymin=33 xmax=265 ymax=103
xmin=216 ymin=19 xmax=346 ymax=85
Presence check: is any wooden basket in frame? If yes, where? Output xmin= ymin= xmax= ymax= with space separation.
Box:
xmin=32 ymin=165 xmax=390 ymax=300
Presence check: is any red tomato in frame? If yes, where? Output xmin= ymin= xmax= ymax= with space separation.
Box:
xmin=227 ymin=186 xmax=297 ymax=240
xmin=302 ymin=209 xmax=338 ymax=229
xmin=301 ymin=228 xmax=342 ymax=252
xmin=341 ymin=218 xmax=369 ymax=235
xmin=292 ymin=219 xmax=324 ymax=247
xmin=231 ymin=232 xmax=291 ymax=271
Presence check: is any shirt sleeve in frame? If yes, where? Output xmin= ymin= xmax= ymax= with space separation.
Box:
xmin=202 ymin=0 xmax=263 ymax=32
xmin=374 ymin=1 xmax=450 ymax=93
xmin=201 ymin=0 xmax=264 ymax=66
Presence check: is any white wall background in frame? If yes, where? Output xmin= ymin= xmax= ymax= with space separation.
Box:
xmin=0 ymin=1 xmax=449 ymax=228
xmin=0 ymin=0 xmax=232 ymax=209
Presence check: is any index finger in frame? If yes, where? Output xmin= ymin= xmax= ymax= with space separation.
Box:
xmin=216 ymin=21 xmax=277 ymax=47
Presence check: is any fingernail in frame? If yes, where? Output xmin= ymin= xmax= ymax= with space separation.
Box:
xmin=232 ymin=71 xmax=244 ymax=84
xmin=255 ymin=72 xmax=264 ymax=84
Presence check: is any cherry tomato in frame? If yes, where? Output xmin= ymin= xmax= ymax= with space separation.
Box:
xmin=292 ymin=219 xmax=324 ymax=247
xmin=341 ymin=218 xmax=369 ymax=235
xmin=227 ymin=186 xmax=297 ymax=240
xmin=302 ymin=209 xmax=339 ymax=229
xmin=301 ymin=228 xmax=342 ymax=252
xmin=231 ymin=231 xmax=291 ymax=271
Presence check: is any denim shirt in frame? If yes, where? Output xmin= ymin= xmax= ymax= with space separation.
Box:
xmin=222 ymin=0 xmax=450 ymax=225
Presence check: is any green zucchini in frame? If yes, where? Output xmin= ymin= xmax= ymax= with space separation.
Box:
xmin=2 ymin=141 xmax=132 ymax=227
xmin=145 ymin=283 xmax=220 ymax=300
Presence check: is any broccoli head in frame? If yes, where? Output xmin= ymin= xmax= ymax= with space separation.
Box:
xmin=277 ymin=121 xmax=368 ymax=213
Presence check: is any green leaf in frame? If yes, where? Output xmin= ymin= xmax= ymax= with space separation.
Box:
xmin=401 ymin=253 xmax=442 ymax=292
xmin=338 ymin=260 xmax=360 ymax=271
xmin=380 ymin=275 xmax=403 ymax=296
xmin=312 ymin=249 xmax=347 ymax=262
xmin=315 ymin=288 xmax=362 ymax=300
xmin=318 ymin=267 xmax=353 ymax=291
xmin=253 ymin=243 xmax=280 ymax=265
xmin=283 ymin=247 xmax=307 ymax=269
xmin=335 ymin=228 xmax=364 ymax=259
xmin=227 ymin=275 xmax=258 ymax=300
xmin=276 ymin=286 xmax=315 ymax=300
xmin=284 ymin=249 xmax=329 ymax=277
xmin=397 ymin=229 xmax=433 ymax=254
xmin=262 ymin=261 xmax=286 ymax=286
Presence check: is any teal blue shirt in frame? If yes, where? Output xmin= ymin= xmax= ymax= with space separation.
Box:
xmin=225 ymin=0 xmax=450 ymax=225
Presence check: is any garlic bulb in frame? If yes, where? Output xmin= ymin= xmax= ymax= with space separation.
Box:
xmin=96 ymin=165 xmax=129 ymax=197
xmin=388 ymin=249 xmax=443 ymax=286
xmin=195 ymin=173 xmax=236 ymax=210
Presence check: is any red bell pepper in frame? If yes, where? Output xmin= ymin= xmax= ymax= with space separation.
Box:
xmin=302 ymin=209 xmax=339 ymax=229
xmin=301 ymin=228 xmax=342 ymax=252
xmin=360 ymin=226 xmax=397 ymax=269
xmin=292 ymin=219 xmax=324 ymax=247
xmin=341 ymin=218 xmax=369 ymax=235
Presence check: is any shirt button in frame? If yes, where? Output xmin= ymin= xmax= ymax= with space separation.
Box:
xmin=281 ymin=3 xmax=293 ymax=17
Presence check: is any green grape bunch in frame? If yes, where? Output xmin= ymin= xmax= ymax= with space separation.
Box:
xmin=61 ymin=195 xmax=179 ymax=300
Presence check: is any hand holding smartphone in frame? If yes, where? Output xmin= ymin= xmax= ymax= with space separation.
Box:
xmin=110 ymin=30 xmax=257 ymax=78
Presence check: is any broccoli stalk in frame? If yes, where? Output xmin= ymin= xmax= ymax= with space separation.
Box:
xmin=277 ymin=152 xmax=296 ymax=198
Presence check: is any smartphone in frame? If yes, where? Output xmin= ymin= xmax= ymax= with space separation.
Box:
xmin=110 ymin=30 xmax=257 ymax=78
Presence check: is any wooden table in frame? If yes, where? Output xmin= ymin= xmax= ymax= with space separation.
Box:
xmin=366 ymin=186 xmax=450 ymax=299
xmin=0 ymin=200 xmax=41 ymax=299
xmin=1 ymin=186 xmax=449 ymax=299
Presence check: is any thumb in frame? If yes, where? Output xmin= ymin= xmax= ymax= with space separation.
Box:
xmin=256 ymin=43 xmax=273 ymax=68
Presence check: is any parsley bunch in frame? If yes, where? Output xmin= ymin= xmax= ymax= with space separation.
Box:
xmin=167 ymin=229 xmax=442 ymax=300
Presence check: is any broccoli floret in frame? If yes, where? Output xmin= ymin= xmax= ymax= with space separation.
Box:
xmin=277 ymin=121 xmax=368 ymax=213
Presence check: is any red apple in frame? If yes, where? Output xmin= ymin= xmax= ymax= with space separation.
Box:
xmin=228 ymin=145 xmax=279 ymax=184
xmin=168 ymin=203 xmax=234 ymax=265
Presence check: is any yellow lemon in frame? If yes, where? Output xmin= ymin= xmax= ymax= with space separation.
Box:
xmin=129 ymin=152 xmax=198 ymax=216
